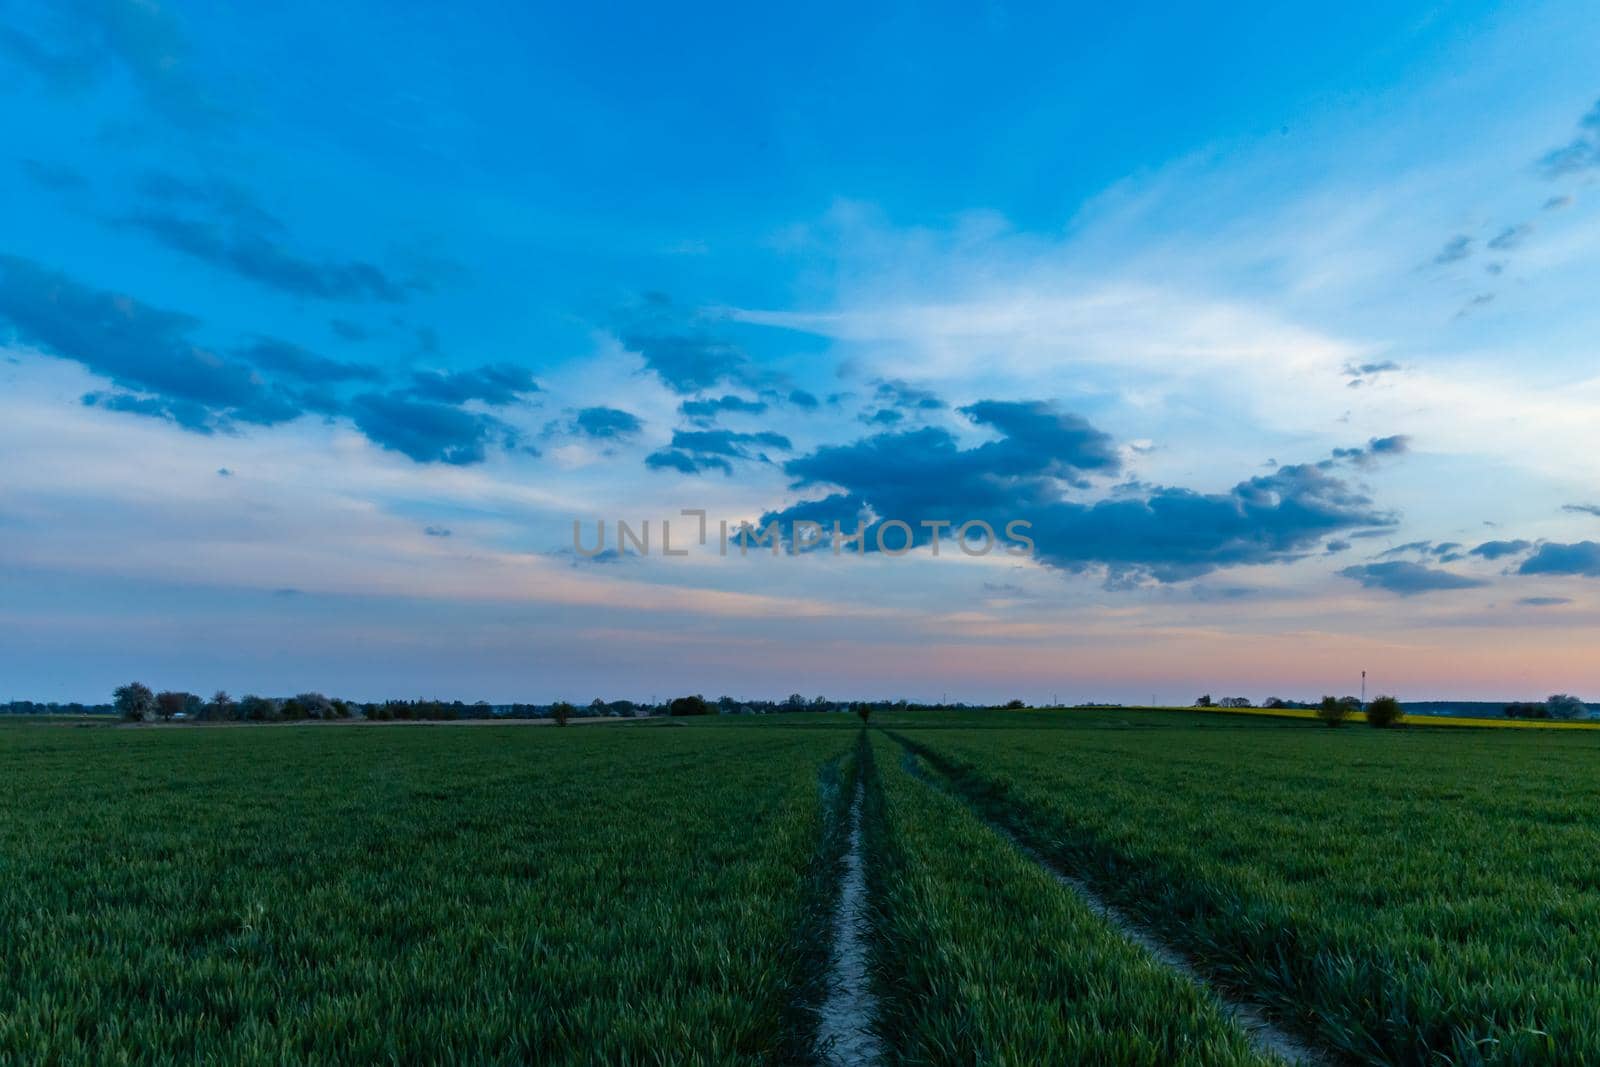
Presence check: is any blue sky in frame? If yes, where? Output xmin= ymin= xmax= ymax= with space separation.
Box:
xmin=3 ymin=0 xmax=1600 ymax=703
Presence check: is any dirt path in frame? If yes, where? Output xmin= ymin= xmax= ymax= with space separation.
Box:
xmin=817 ymin=776 xmax=885 ymax=1066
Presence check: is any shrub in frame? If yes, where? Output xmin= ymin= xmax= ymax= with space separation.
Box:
xmin=550 ymin=701 xmax=575 ymax=727
xmin=1317 ymin=695 xmax=1352 ymax=727
xmin=1505 ymin=701 xmax=1549 ymax=719
xmin=1366 ymin=695 xmax=1404 ymax=728
xmin=1547 ymin=694 xmax=1589 ymax=720
xmin=669 ymin=695 xmax=710 ymax=717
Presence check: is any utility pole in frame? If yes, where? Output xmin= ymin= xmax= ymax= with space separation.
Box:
xmin=1361 ymin=671 xmax=1366 ymax=708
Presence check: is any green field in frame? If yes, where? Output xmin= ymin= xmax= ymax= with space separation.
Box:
xmin=3 ymin=710 xmax=1599 ymax=1064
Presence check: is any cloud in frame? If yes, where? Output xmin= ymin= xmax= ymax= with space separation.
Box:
xmin=1562 ymin=503 xmax=1600 ymax=518
xmin=644 ymin=449 xmax=733 ymax=476
xmin=1327 ymin=434 xmax=1411 ymax=469
xmin=0 ymin=255 xmax=299 ymax=429
xmin=644 ymin=428 xmax=792 ymax=476
xmin=1342 ymin=359 xmax=1400 ymax=386
xmin=1537 ymin=97 xmax=1600 ymax=178
xmin=621 ymin=326 xmax=761 ymax=394
xmin=1517 ymin=541 xmax=1600 ymax=577
xmin=759 ymin=405 xmax=1395 ymax=584
xmin=1470 ymin=539 xmax=1532 ymax=561
xmin=1519 ymin=596 xmax=1572 ymax=607
xmin=328 ymin=319 xmax=371 ymax=342
xmin=237 ymin=338 xmax=382 ymax=384
xmin=679 ymin=394 xmax=767 ymax=423
xmin=1544 ymin=195 xmax=1573 ymax=211
xmin=348 ymin=392 xmax=516 ymax=465
xmin=872 ymin=378 xmax=945 ymax=411
xmin=1487 ymin=224 xmax=1532 ymax=251
xmin=407 ymin=364 xmax=540 ymax=406
xmin=1325 ymin=539 xmax=1351 ymax=554
xmin=122 ymin=211 xmax=408 ymax=303
xmin=3 ymin=1 xmax=226 ymax=128
xmin=82 ymin=390 xmax=215 ymax=433
xmin=18 ymin=158 xmax=87 ymax=192
xmin=423 ymin=526 xmax=452 ymax=538
xmin=216 ymin=468 xmax=232 ymax=478
xmin=1337 ymin=561 xmax=1488 ymax=595
xmin=572 ymin=406 xmax=644 ymax=440
xmin=788 ymin=389 xmax=820 ymax=409
xmin=1432 ymin=235 xmax=1473 ymax=264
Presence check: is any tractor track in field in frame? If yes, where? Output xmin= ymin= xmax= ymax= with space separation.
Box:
xmin=816 ymin=773 xmax=886 ymax=1066
xmin=889 ymin=733 xmax=1330 ymax=1067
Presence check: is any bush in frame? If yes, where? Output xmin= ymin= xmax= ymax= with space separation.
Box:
xmin=1366 ymin=695 xmax=1404 ymax=728
xmin=1547 ymin=694 xmax=1589 ymax=720
xmin=550 ymin=701 xmax=574 ymax=727
xmin=668 ymin=695 xmax=710 ymax=717
xmin=1317 ymin=695 xmax=1353 ymax=727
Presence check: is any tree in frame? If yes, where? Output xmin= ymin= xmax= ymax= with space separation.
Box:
xmin=155 ymin=691 xmax=188 ymax=721
xmin=1194 ymin=694 xmax=1213 ymax=708
xmin=784 ymin=693 xmax=806 ymax=710
xmin=239 ymin=695 xmax=279 ymax=722
xmin=1547 ymin=694 xmax=1589 ymax=720
xmin=1220 ymin=697 xmax=1253 ymax=708
xmin=1317 ymin=695 xmax=1353 ymax=727
xmin=856 ymin=704 xmax=872 ymax=724
xmin=1004 ymin=698 xmax=1027 ymax=709
xmin=550 ymin=701 xmax=575 ymax=727
xmin=205 ymin=690 xmax=237 ymax=721
xmin=295 ymin=693 xmax=335 ymax=719
xmin=114 ymin=683 xmax=156 ymax=723
xmin=1365 ymin=694 xmax=1404 ymax=728
xmin=669 ymin=695 xmax=710 ymax=717
xmin=1263 ymin=697 xmax=1287 ymax=709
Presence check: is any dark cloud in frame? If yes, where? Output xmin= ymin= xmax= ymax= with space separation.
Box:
xmin=423 ymin=526 xmax=452 ymax=538
xmin=872 ymin=378 xmax=945 ymax=411
xmin=573 ymin=406 xmax=644 ymax=440
xmin=1326 ymin=434 xmax=1411 ymax=469
xmin=349 ymin=392 xmax=516 ymax=465
xmin=237 ymin=338 xmax=382 ymax=384
xmin=19 ymin=158 xmax=87 ymax=192
xmin=1338 ymin=561 xmax=1488 ymax=596
xmin=3 ymin=1 xmax=226 ymax=128
xmin=1519 ymin=596 xmax=1572 ymax=607
xmin=122 ymin=211 xmax=408 ymax=303
xmin=1342 ymin=360 xmax=1399 ymax=384
xmin=82 ymin=390 xmax=215 ymax=433
xmin=1517 ymin=541 xmax=1600 ymax=577
xmin=1562 ymin=503 xmax=1600 ymax=518
xmin=1433 ymin=235 xmax=1473 ymax=264
xmin=0 ymin=255 xmax=299 ymax=429
xmin=788 ymin=389 xmax=820 ymax=409
xmin=679 ymin=394 xmax=767 ymax=423
xmin=328 ymin=319 xmax=371 ymax=342
xmin=1471 ymin=539 xmax=1533 ymax=561
xmin=1544 ymin=195 xmax=1573 ymax=211
xmin=1537 ymin=97 xmax=1600 ymax=178
xmin=1325 ymin=539 xmax=1351 ymax=554
xmin=1487 ymin=224 xmax=1532 ymax=251
xmin=216 ymin=468 xmax=232 ymax=478
xmin=622 ymin=330 xmax=759 ymax=394
xmin=1376 ymin=540 xmax=1433 ymax=558
xmin=407 ymin=364 xmax=539 ymax=406
xmin=644 ymin=449 xmax=733 ymax=476
xmin=759 ymin=406 xmax=1395 ymax=585
xmin=644 ymin=428 xmax=791 ymax=476
xmin=860 ymin=408 xmax=904 ymax=426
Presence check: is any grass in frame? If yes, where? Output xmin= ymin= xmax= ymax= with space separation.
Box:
xmin=0 ymin=722 xmax=854 ymax=1064
xmin=862 ymin=732 xmax=1279 ymax=1065
xmin=894 ymin=707 xmax=1600 ymax=1064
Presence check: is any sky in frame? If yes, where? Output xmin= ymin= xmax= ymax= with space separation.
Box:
xmin=3 ymin=0 xmax=1600 ymax=705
